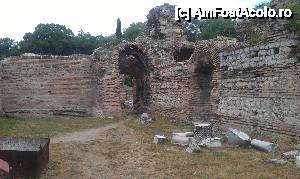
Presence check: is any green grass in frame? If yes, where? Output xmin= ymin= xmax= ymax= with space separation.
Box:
xmin=127 ymin=116 xmax=300 ymax=178
xmin=1 ymin=115 xmax=299 ymax=178
xmin=0 ymin=116 xmax=118 ymax=137
xmin=0 ymin=116 xmax=23 ymax=136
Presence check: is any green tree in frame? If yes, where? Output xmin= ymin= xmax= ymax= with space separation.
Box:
xmin=183 ymin=18 xmax=236 ymax=41
xmin=97 ymin=35 xmax=121 ymax=48
xmin=20 ymin=23 xmax=75 ymax=55
xmin=277 ymin=0 xmax=300 ymax=31
xmin=200 ymin=19 xmax=236 ymax=39
xmin=254 ymin=0 xmax=270 ymax=10
xmin=122 ymin=22 xmax=144 ymax=41
xmin=0 ymin=38 xmax=21 ymax=60
xmin=116 ymin=18 xmax=122 ymax=39
xmin=73 ymin=30 xmax=98 ymax=54
xmin=183 ymin=19 xmax=202 ymax=41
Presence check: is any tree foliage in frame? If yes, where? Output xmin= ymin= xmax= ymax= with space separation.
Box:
xmin=183 ymin=19 xmax=202 ymax=41
xmin=253 ymin=0 xmax=270 ymax=10
xmin=122 ymin=22 xmax=144 ymax=41
xmin=116 ymin=18 xmax=122 ymax=39
xmin=124 ymin=74 xmax=134 ymax=87
xmin=73 ymin=30 xmax=99 ymax=54
xmin=0 ymin=38 xmax=21 ymax=60
xmin=20 ymin=23 xmax=75 ymax=55
xmin=277 ymin=0 xmax=300 ymax=31
xmin=0 ymin=21 xmax=147 ymax=59
xmin=200 ymin=19 xmax=236 ymax=39
xmin=183 ymin=18 xmax=236 ymax=41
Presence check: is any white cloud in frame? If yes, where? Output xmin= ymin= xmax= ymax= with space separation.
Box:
xmin=0 ymin=0 xmax=262 ymax=41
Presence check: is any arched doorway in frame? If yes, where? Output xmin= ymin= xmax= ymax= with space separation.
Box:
xmin=118 ymin=44 xmax=151 ymax=113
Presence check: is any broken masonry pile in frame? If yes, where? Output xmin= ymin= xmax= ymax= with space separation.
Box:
xmin=140 ymin=114 xmax=300 ymax=169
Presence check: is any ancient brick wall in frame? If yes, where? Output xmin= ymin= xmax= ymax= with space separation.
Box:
xmin=216 ymin=38 xmax=300 ymax=136
xmin=0 ymin=55 xmax=94 ymax=116
xmin=119 ymin=84 xmax=133 ymax=103
xmin=148 ymin=42 xmax=216 ymax=122
xmin=92 ymin=48 xmax=123 ymax=117
xmin=149 ymin=58 xmax=192 ymax=120
xmin=0 ymin=63 xmax=3 ymax=115
xmin=0 ymin=3 xmax=298 ymax=137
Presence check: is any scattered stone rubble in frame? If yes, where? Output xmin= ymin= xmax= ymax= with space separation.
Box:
xmin=227 ymin=128 xmax=251 ymax=146
xmin=150 ymin=120 xmax=300 ymax=169
xmin=153 ymin=135 xmax=167 ymax=144
xmin=186 ymin=137 xmax=223 ymax=153
xmin=186 ymin=123 xmax=222 ymax=153
xmin=282 ymin=150 xmax=300 ymax=159
xmin=225 ymin=128 xmax=300 ymax=168
xmin=264 ymin=158 xmax=288 ymax=165
xmin=296 ymin=156 xmax=300 ymax=169
xmin=227 ymin=128 xmax=278 ymax=153
xmin=139 ymin=113 xmax=152 ymax=124
xmin=251 ymin=139 xmax=278 ymax=153
xmin=186 ymin=137 xmax=202 ymax=153
xmin=201 ymin=137 xmax=222 ymax=148
xmin=171 ymin=132 xmax=193 ymax=146
xmin=193 ymin=123 xmax=213 ymax=141
xmin=168 ymin=122 xmax=222 ymax=152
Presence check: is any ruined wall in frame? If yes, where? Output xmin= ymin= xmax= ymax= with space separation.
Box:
xmin=92 ymin=48 xmax=123 ymax=117
xmin=119 ymin=84 xmax=133 ymax=103
xmin=216 ymin=38 xmax=300 ymax=136
xmin=149 ymin=54 xmax=192 ymax=120
xmin=0 ymin=63 xmax=3 ymax=115
xmin=148 ymin=42 xmax=217 ymax=122
xmin=134 ymin=4 xmax=195 ymax=119
xmin=1 ymin=55 xmax=94 ymax=116
xmin=0 ymin=3 xmax=298 ymax=136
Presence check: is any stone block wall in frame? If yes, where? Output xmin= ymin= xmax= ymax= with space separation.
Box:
xmin=216 ymin=38 xmax=300 ymax=136
xmin=0 ymin=55 xmax=94 ymax=116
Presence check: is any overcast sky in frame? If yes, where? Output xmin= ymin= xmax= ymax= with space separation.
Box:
xmin=0 ymin=0 xmax=263 ymax=41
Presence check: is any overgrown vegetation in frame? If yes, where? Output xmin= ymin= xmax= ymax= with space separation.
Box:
xmin=0 ymin=38 xmax=20 ymax=60
xmin=0 ymin=21 xmax=144 ymax=60
xmin=122 ymin=22 xmax=144 ymax=41
xmin=124 ymin=74 xmax=134 ymax=87
xmin=277 ymin=0 xmax=300 ymax=31
xmin=183 ymin=18 xmax=237 ymax=41
xmin=253 ymin=0 xmax=270 ymax=10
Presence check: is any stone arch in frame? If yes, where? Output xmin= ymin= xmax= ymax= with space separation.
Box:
xmin=117 ymin=43 xmax=152 ymax=113
xmin=188 ymin=42 xmax=218 ymax=122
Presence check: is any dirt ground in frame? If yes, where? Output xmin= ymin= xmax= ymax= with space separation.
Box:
xmin=1 ymin=115 xmax=300 ymax=178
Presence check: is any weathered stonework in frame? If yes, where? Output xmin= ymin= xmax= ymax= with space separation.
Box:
xmin=216 ymin=38 xmax=300 ymax=136
xmin=0 ymin=3 xmax=299 ymax=136
xmin=0 ymin=62 xmax=3 ymax=115
xmin=1 ymin=55 xmax=94 ymax=116
xmin=119 ymin=84 xmax=133 ymax=103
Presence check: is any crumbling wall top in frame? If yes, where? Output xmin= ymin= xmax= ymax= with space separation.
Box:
xmin=142 ymin=3 xmax=184 ymax=41
xmin=234 ymin=0 xmax=294 ymax=43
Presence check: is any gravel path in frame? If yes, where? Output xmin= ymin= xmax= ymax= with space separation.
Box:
xmin=51 ymin=121 xmax=124 ymax=144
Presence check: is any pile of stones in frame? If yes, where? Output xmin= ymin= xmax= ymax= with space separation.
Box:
xmin=227 ymin=128 xmax=300 ymax=168
xmin=146 ymin=116 xmax=300 ymax=169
